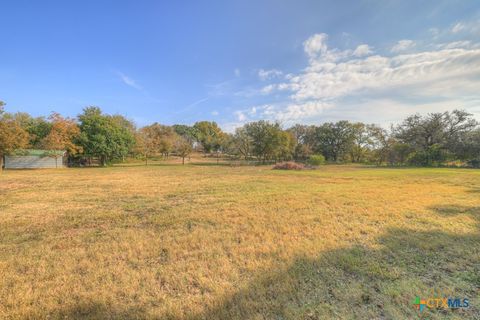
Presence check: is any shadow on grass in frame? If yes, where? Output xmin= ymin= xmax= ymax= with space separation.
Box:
xmin=189 ymin=162 xmax=234 ymax=167
xmin=191 ymin=205 xmax=480 ymax=320
xmin=23 ymin=206 xmax=480 ymax=319
xmin=112 ymin=163 xmax=182 ymax=168
xmin=47 ymin=302 xmax=148 ymax=319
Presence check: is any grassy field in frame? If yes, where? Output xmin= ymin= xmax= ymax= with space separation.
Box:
xmin=1 ymin=162 xmax=479 ymax=319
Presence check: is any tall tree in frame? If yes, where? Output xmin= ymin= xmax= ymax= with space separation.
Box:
xmin=156 ymin=125 xmax=177 ymax=158
xmin=243 ymin=121 xmax=285 ymax=163
xmin=394 ymin=110 xmax=477 ymax=165
xmin=0 ymin=103 xmax=29 ymax=170
xmin=136 ymin=125 xmax=160 ymax=165
xmin=193 ymin=121 xmax=225 ymax=154
xmin=174 ymin=135 xmax=193 ymax=165
xmin=288 ymin=124 xmax=315 ymax=160
xmin=349 ymin=123 xmax=385 ymax=163
xmin=41 ymin=113 xmax=82 ymax=154
xmin=40 ymin=113 xmax=82 ymax=167
xmin=232 ymin=127 xmax=252 ymax=160
xmin=314 ymin=121 xmax=355 ymax=162
xmin=77 ymin=107 xmax=135 ymax=166
xmin=172 ymin=124 xmax=197 ymax=144
xmin=3 ymin=112 xmax=51 ymax=148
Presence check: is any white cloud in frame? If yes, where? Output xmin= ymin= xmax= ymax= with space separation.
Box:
xmin=235 ymin=110 xmax=247 ymax=121
xmin=303 ymin=33 xmax=329 ymax=58
xmin=320 ymin=98 xmax=472 ymax=127
xmin=288 ymin=47 xmax=480 ymax=102
xmin=239 ymin=32 xmax=480 ymax=125
xmin=234 ymin=68 xmax=241 ymax=77
xmin=258 ymin=68 xmax=283 ymax=81
xmin=229 ymin=102 xmax=332 ymax=126
xmin=390 ymin=39 xmax=416 ymax=52
xmin=211 ymin=110 xmax=219 ymax=116
xmin=116 ymin=72 xmax=142 ymax=90
xmin=451 ymin=22 xmax=466 ymax=33
xmin=265 ymin=101 xmax=332 ymax=123
xmin=353 ymin=44 xmax=373 ymax=57
xmin=261 ymin=84 xmax=275 ymax=94
xmin=435 ymin=41 xmax=472 ymax=50
xmin=450 ymin=20 xmax=480 ymax=35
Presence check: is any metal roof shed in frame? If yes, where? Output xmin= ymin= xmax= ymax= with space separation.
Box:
xmin=3 ymin=150 xmax=67 ymax=169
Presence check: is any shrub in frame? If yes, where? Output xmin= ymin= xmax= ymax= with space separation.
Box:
xmin=467 ymin=159 xmax=480 ymax=168
xmin=307 ymin=154 xmax=326 ymax=166
xmin=273 ymin=161 xmax=304 ymax=170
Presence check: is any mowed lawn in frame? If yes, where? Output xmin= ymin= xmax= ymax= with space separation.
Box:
xmin=1 ymin=164 xmax=479 ymax=319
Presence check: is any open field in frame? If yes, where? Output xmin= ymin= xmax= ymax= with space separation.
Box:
xmin=1 ymin=163 xmax=479 ymax=319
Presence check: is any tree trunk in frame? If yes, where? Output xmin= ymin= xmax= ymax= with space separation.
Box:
xmin=182 ymin=156 xmax=185 ymax=165
xmin=0 ymin=154 xmax=4 ymax=172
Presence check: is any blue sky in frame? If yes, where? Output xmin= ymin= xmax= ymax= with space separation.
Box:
xmin=1 ymin=1 xmax=480 ymax=131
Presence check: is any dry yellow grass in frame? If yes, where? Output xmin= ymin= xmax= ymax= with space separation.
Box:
xmin=0 ymin=162 xmax=479 ymax=319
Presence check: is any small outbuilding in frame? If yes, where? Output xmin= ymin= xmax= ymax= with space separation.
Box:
xmin=3 ymin=150 xmax=67 ymax=169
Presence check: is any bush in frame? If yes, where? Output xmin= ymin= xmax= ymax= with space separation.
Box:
xmin=272 ymin=161 xmax=305 ymax=170
xmin=467 ymin=159 xmax=480 ymax=168
xmin=307 ymin=154 xmax=326 ymax=166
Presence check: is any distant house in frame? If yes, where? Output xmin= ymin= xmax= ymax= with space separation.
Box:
xmin=3 ymin=150 xmax=67 ymax=169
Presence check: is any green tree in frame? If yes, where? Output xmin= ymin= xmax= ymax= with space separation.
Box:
xmin=172 ymin=124 xmax=197 ymax=144
xmin=314 ymin=121 xmax=355 ymax=162
xmin=77 ymin=107 xmax=135 ymax=166
xmin=388 ymin=142 xmax=412 ymax=165
xmin=232 ymin=127 xmax=252 ymax=160
xmin=394 ymin=110 xmax=477 ymax=165
xmin=244 ymin=121 xmax=285 ymax=163
xmin=367 ymin=126 xmax=391 ymax=165
xmin=276 ymin=130 xmax=295 ymax=161
xmin=307 ymin=154 xmax=326 ymax=166
xmin=193 ymin=121 xmax=225 ymax=154
xmin=288 ymin=124 xmax=315 ymax=161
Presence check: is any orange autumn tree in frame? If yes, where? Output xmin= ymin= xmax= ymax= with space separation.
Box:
xmin=0 ymin=101 xmax=29 ymax=171
xmin=41 ymin=112 xmax=82 ymax=166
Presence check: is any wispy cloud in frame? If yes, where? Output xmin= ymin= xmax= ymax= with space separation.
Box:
xmin=186 ymin=97 xmax=209 ymax=109
xmin=451 ymin=22 xmax=466 ymax=33
xmin=116 ymin=71 xmax=143 ymax=90
xmin=226 ymin=25 xmax=480 ymax=128
xmin=353 ymin=44 xmax=373 ymax=57
xmin=258 ymin=68 xmax=283 ymax=81
xmin=390 ymin=39 xmax=415 ymax=52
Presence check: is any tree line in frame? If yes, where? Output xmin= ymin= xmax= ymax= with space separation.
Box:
xmin=1 ymin=100 xmax=479 ymax=168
